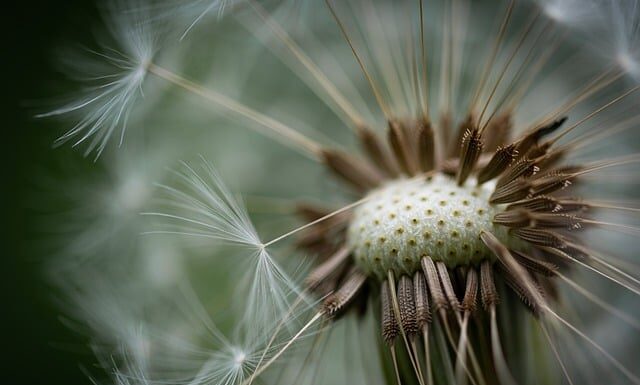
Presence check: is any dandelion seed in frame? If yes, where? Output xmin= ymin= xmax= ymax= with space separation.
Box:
xmin=38 ymin=3 xmax=158 ymax=158
xmin=146 ymin=159 xmax=262 ymax=247
xmin=145 ymin=158 xmax=312 ymax=337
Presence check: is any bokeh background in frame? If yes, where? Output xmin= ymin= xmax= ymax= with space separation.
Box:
xmin=6 ymin=1 xmax=97 ymax=383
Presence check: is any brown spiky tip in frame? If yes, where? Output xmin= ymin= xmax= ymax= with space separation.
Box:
xmin=388 ymin=119 xmax=418 ymax=176
xmin=526 ymin=141 xmax=552 ymax=159
xmin=477 ymin=144 xmax=518 ymax=184
xmin=496 ymin=263 xmax=545 ymax=315
xmin=306 ymin=246 xmax=351 ymax=289
xmin=536 ymin=116 xmax=568 ymax=139
xmin=295 ymin=203 xmax=333 ymax=221
xmin=435 ymin=261 xmax=461 ymax=311
xmin=529 ymin=173 xmax=572 ymax=196
xmin=480 ymin=231 xmax=547 ymax=315
xmin=489 ymin=179 xmax=531 ymax=204
xmin=322 ymin=268 xmax=367 ymax=317
xmin=483 ymin=113 xmax=513 ymax=152
xmin=461 ymin=268 xmax=479 ymax=313
xmin=517 ymin=116 xmax=568 ymax=155
xmin=413 ymin=271 xmax=431 ymax=328
xmin=506 ymin=195 xmax=561 ymax=213
xmin=417 ymin=119 xmax=435 ymax=172
xmin=493 ymin=210 xmax=531 ymax=228
xmin=421 ymin=257 xmax=448 ymax=312
xmin=480 ymin=261 xmax=499 ymax=309
xmin=510 ymin=227 xmax=566 ymax=249
xmin=381 ymin=280 xmax=399 ymax=344
xmin=530 ymin=213 xmax=583 ymax=230
xmin=511 ymin=250 xmax=558 ymax=277
xmin=356 ymin=125 xmax=398 ymax=177
xmin=397 ymin=275 xmax=418 ymax=336
xmin=554 ymin=199 xmax=590 ymax=213
xmin=321 ymin=149 xmax=382 ymax=191
xmin=448 ymin=114 xmax=475 ymax=157
xmin=496 ymin=157 xmax=538 ymax=187
xmin=457 ymin=128 xmax=484 ymax=186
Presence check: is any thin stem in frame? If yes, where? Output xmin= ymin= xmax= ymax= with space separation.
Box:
xmin=262 ymin=197 xmax=368 ymax=247
xmin=247 ymin=0 xmax=366 ymax=129
xmin=147 ymin=63 xmax=323 ymax=159
xmin=550 ymin=84 xmax=640 ymax=144
xmin=324 ymin=0 xmax=392 ymax=118
xmin=545 ymin=307 xmax=640 ymax=384
xmin=245 ymin=311 xmax=324 ymax=384
xmin=387 ymin=271 xmax=427 ymax=385
xmin=418 ymin=0 xmax=429 ymax=118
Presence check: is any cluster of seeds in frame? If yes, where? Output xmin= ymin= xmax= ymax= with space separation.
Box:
xmin=295 ymin=102 xmax=605 ymax=384
xmin=348 ymin=174 xmax=516 ymax=277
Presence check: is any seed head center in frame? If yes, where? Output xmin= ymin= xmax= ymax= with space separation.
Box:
xmin=348 ymin=174 xmax=512 ymax=278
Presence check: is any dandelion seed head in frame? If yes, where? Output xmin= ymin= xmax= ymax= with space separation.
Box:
xmin=39 ymin=2 xmax=159 ymax=158
xmin=45 ymin=0 xmax=640 ymax=384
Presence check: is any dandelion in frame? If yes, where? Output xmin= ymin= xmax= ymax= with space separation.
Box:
xmin=43 ymin=0 xmax=640 ymax=384
xmin=143 ymin=159 xmax=314 ymax=337
xmin=36 ymin=2 xmax=161 ymax=159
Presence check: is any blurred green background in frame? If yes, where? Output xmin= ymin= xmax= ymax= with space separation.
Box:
xmin=5 ymin=1 xmax=97 ymax=383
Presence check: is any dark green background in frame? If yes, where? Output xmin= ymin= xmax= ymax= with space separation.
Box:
xmin=5 ymin=1 xmax=98 ymax=383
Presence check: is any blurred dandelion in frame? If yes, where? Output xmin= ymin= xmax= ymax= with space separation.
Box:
xmin=41 ymin=0 xmax=640 ymax=384
xmin=37 ymin=2 xmax=159 ymax=158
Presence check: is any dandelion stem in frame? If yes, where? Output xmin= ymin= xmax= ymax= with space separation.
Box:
xmin=545 ymin=307 xmax=640 ymax=384
xmin=249 ymin=292 xmax=318 ymax=385
xmin=470 ymin=0 xmax=515 ymax=113
xmin=262 ymin=197 xmax=368 ymax=247
xmin=481 ymin=19 xmax=554 ymax=131
xmin=543 ymin=247 xmax=640 ymax=297
xmin=537 ymin=67 xmax=624 ymax=131
xmin=389 ymin=346 xmax=402 ymax=385
xmin=387 ymin=271 xmax=426 ymax=385
xmin=477 ymin=10 xmax=542 ymax=130
xmin=550 ymin=84 xmax=640 ymax=144
xmin=324 ymin=0 xmax=392 ymax=119
xmin=418 ymin=0 xmax=429 ymax=118
xmin=489 ymin=306 xmax=517 ymax=385
xmin=146 ymin=63 xmax=323 ymax=159
xmin=539 ymin=322 xmax=575 ymax=385
xmin=422 ymin=328 xmax=433 ymax=385
xmin=557 ymin=272 xmax=640 ymax=331
xmin=246 ymin=0 xmax=367 ymax=130
xmin=245 ymin=311 xmax=324 ymax=384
